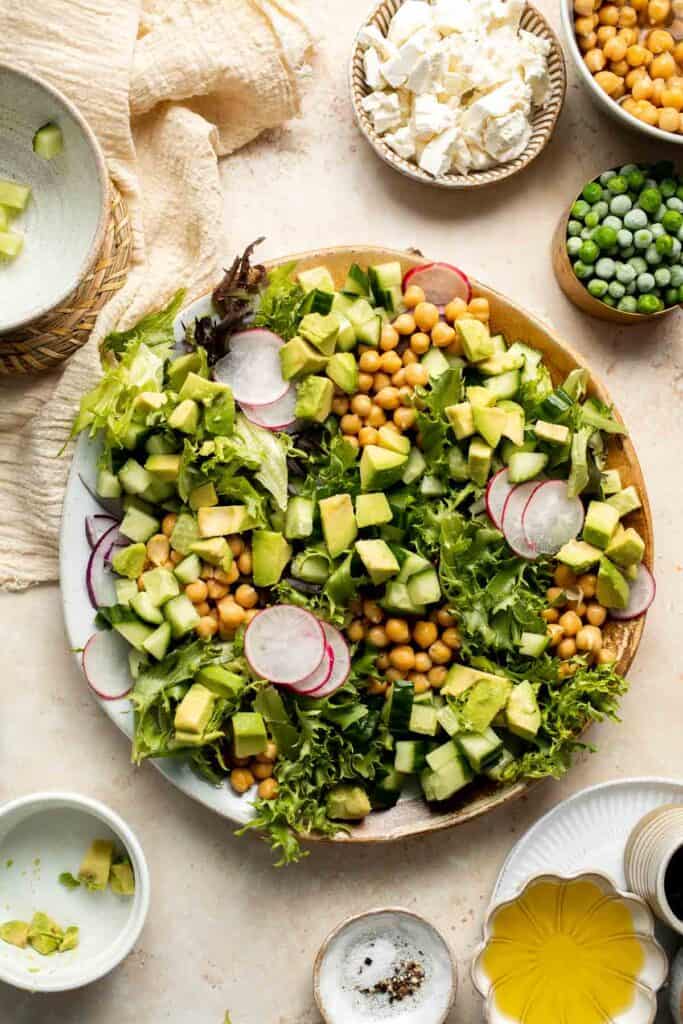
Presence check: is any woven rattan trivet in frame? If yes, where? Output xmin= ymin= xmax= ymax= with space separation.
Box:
xmin=0 ymin=183 xmax=132 ymax=376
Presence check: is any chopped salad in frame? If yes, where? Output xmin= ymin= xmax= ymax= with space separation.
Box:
xmin=72 ymin=243 xmax=652 ymax=864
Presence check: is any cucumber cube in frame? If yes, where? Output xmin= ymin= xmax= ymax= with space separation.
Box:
xmin=119 ymin=459 xmax=153 ymax=496
xmin=507 ymin=451 xmax=548 ymax=483
xmin=96 ymin=468 xmax=122 ymax=500
xmin=407 ymin=568 xmax=441 ymax=606
xmin=114 ymin=579 xmax=139 ymax=607
xmin=163 ymin=594 xmax=200 ymax=638
xmin=120 ymin=506 xmax=159 ymax=544
xmin=173 ymin=554 xmax=202 ymax=585
xmin=143 ymin=621 xmax=172 ymax=661
xmin=131 ymin=592 xmax=164 ymax=625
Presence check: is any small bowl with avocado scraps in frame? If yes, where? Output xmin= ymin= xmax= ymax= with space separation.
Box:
xmin=0 ymin=63 xmax=107 ymax=334
xmin=0 ymin=792 xmax=149 ymax=992
xmin=61 ymin=244 xmax=653 ymax=865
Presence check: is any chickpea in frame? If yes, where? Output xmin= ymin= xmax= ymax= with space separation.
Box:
xmin=413 ymin=620 xmax=438 ymax=648
xmin=390 ymin=645 xmax=416 ymax=672
xmin=627 ymin=44 xmax=652 ymax=66
xmin=599 ymin=3 xmax=620 ymax=22
xmin=230 ymin=768 xmax=255 ymax=794
xmin=410 ymin=332 xmax=431 ymax=354
xmin=618 ymin=4 xmax=638 ymax=25
xmin=393 ymin=405 xmax=417 ymax=432
xmin=546 ymin=586 xmax=565 ymax=606
xmin=622 ymin=96 xmax=639 ymax=114
xmin=575 ymin=0 xmax=596 ymax=17
xmin=385 ymin=618 xmax=410 ymax=643
xmin=659 ymin=106 xmax=681 ymax=130
xmin=597 ymin=24 xmax=618 ymax=43
xmin=648 ymin=27 xmax=674 ymax=51
xmin=225 ymin=562 xmax=240 ymax=585
xmin=373 ymin=372 xmax=392 ymax=391
xmin=381 ymin=350 xmax=403 ymax=375
xmin=566 ymin=598 xmax=587 ymax=617
xmin=579 ymin=30 xmax=599 ymax=50
xmin=597 ymin=647 xmax=617 ymax=664
xmin=625 ymin=65 xmax=648 ymax=88
xmin=217 ymin=597 xmax=247 ymax=629
xmin=428 ymin=640 xmax=452 ymax=665
xmin=648 ymin=0 xmax=671 ymax=22
xmin=543 ymin=607 xmax=560 ymax=623
xmin=414 ymin=651 xmax=432 ymax=673
xmin=258 ymin=778 xmax=279 ymax=800
xmin=375 ymin=386 xmax=401 ymax=411
xmin=236 ymin=551 xmax=251 ymax=577
xmin=161 ymin=512 xmax=177 ymax=537
xmin=170 ymin=550 xmax=183 ymax=566
xmin=557 ymin=637 xmax=578 ymax=659
xmin=632 ymin=73 xmax=654 ymax=99
xmin=358 ymin=372 xmax=374 ymax=393
xmin=234 ymin=584 xmax=258 ymax=609
xmin=651 ymin=51 xmax=676 ymax=78
xmin=412 ymin=674 xmax=431 ymax=694
xmin=207 ymin=580 xmax=229 ymax=600
xmin=576 ymin=13 xmax=598 ymax=33
xmin=213 ymin=567 xmax=232 ymax=585
xmin=403 ymin=284 xmax=426 ymax=308
xmin=359 ymin=350 xmax=381 ymax=373
xmin=577 ymin=573 xmax=597 ymax=598
xmin=576 ymin=625 xmax=603 ymax=653
xmin=200 ymin=563 xmax=214 ymax=580
xmin=398 ymin=385 xmax=414 ymax=406
xmin=634 ymin=98 xmax=659 ymax=123
xmin=363 ymin=599 xmax=384 ymax=624
xmin=402 ymin=349 xmax=418 ymax=366
xmin=661 ymin=86 xmax=683 ymax=109
xmin=367 ymin=404 xmax=387 ymax=428
xmin=256 ymin=741 xmax=278 ymax=763
xmin=558 ymin=610 xmax=582 ymax=636
xmin=441 ymin=627 xmax=461 ymax=649
xmin=252 ymin=761 xmax=273 ymax=780
xmin=228 ymin=536 xmax=244 ymax=557
xmin=414 ymin=302 xmax=440 ymax=332
xmin=604 ymin=34 xmax=628 ymax=60
xmin=376 ymin=653 xmax=390 ymax=672
xmin=436 ymin=609 xmax=455 ymax=628
xmin=595 ymin=70 xmax=624 ymax=95
xmin=394 ymin=313 xmax=416 ymax=336
xmin=428 ymin=666 xmax=447 ymax=688
xmin=358 ymin=425 xmax=379 ymax=446
xmin=332 ymin=396 xmax=350 ymax=417
xmin=347 ymin=619 xmax=366 ymax=642
xmin=554 ymin=565 xmax=577 ymax=588
xmin=196 ymin=616 xmax=219 ymax=639
xmin=674 ymin=41 xmax=683 ymax=65
xmin=548 ymin=623 xmax=565 ymax=647
xmin=610 ymin=56 xmax=630 ymax=76
xmin=585 ymin=47 xmax=607 ymax=72
xmin=431 ymin=322 xmax=457 ymax=348
xmin=380 ymin=325 xmax=399 ymax=350
xmin=350 ymin=394 xmax=372 ymax=418
xmin=468 ymin=297 xmax=490 ymax=321
xmin=444 ymin=297 xmax=468 ymax=322
xmin=146 ymin=535 xmax=170 ymax=568
xmin=368 ymin=625 xmax=389 ymax=648
xmin=558 ymin=662 xmax=578 ymax=679
xmin=404 ymin=362 xmax=429 ymax=388
xmin=619 ymin=26 xmax=639 ymax=44
xmin=185 ymin=579 xmax=209 ymax=604
xmin=367 ymin=678 xmax=389 ymax=696
xmin=392 ymin=369 xmax=408 ymax=387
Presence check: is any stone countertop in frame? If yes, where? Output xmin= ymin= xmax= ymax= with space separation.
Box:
xmin=1 ymin=1 xmax=682 ymax=1021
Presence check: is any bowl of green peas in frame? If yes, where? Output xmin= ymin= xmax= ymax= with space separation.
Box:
xmin=553 ymin=161 xmax=683 ymax=324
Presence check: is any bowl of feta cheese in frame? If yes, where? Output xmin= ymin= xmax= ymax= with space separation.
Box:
xmin=351 ymin=0 xmax=567 ymax=188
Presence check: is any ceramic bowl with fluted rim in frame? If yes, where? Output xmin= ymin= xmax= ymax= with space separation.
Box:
xmin=472 ymin=871 xmax=668 ymax=1024
xmin=0 ymin=63 xmax=108 ymax=334
xmin=350 ymin=0 xmax=567 ymax=189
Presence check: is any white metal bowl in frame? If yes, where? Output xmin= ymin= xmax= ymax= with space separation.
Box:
xmin=560 ymin=0 xmax=683 ymax=145
xmin=0 ymin=792 xmax=149 ymax=992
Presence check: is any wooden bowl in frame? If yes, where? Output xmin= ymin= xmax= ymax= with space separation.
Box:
xmin=286 ymin=246 xmax=652 ymax=845
xmin=552 ymin=204 xmax=680 ymax=325
xmin=349 ymin=1 xmax=567 ymax=189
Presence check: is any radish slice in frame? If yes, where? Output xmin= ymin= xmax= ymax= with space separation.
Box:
xmin=502 ymin=481 xmax=545 ymax=560
xmin=85 ymin=514 xmax=118 ymax=549
xmin=244 ymin=605 xmax=326 ymax=685
xmin=82 ymin=630 xmax=134 ymax=701
xmin=522 ymin=480 xmax=585 ymax=555
xmin=307 ymin=624 xmax=351 ymax=698
xmin=485 ymin=469 xmax=516 ymax=530
xmin=241 ymin=386 xmax=297 ymax=431
xmin=213 ymin=328 xmax=287 ymax=406
xmin=610 ymin=564 xmax=656 ymax=620
xmin=286 ymin=643 xmax=335 ymax=695
xmin=86 ymin=523 xmax=126 ymax=609
xmin=402 ymin=262 xmax=471 ymax=305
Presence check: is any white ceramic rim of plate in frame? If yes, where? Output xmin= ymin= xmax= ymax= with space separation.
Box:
xmin=0 ymin=791 xmax=150 ymax=992
xmin=0 ymin=61 xmax=108 ymax=333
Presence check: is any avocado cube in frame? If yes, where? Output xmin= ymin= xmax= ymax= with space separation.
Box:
xmin=164 ymin=593 xmax=201 ymax=637
xmin=326 ymin=352 xmax=358 ymax=394
xmin=167 ymin=399 xmax=199 ymax=434
xmin=466 ymin=386 xmax=496 ymax=408
xmin=377 ymin=425 xmax=410 ymax=456
xmin=446 ymin=402 xmax=475 ymax=441
xmin=606 ymin=485 xmax=642 ymax=519
xmin=326 ymin=784 xmax=371 ymax=820
xmin=0 ymin=921 xmax=30 ymax=948
xmin=442 ymin=664 xmax=482 ymax=697
xmin=134 ymin=391 xmax=167 ymax=414
xmin=178 ymin=372 xmax=230 ymax=404
xmin=473 ymin=406 xmax=507 ymax=448
xmin=78 ymin=840 xmax=114 ymax=890
xmin=456 ymin=318 xmax=494 ymax=362
xmin=360 ymin=445 xmax=408 ymax=491
xmin=298 ymin=312 xmax=340 ymax=355
xmin=506 ymin=681 xmax=541 ymax=741
xmin=601 ymin=469 xmax=622 ymax=496
xmin=144 ymin=454 xmax=182 ymax=483
xmin=464 ymin=677 xmax=512 ymax=733
xmin=190 ymin=536 xmax=233 ymax=569
xmin=605 ymin=525 xmax=645 ymax=568
xmin=320 ymin=494 xmax=357 ymax=558
xmin=295 ymin=375 xmax=334 ymax=422
xmin=112 ymin=542 xmax=147 ymax=579
xmin=232 ymin=711 xmax=268 ymax=758
xmin=355 ymin=493 xmax=393 ymax=529
xmin=252 ymin=530 xmax=293 ymax=586
xmin=285 ymin=496 xmax=315 ymax=540
xmin=556 ymin=539 xmax=602 ymax=573
xmin=189 ymin=481 xmax=218 ymax=510
xmin=196 ymin=665 xmax=245 ymax=699
xmin=534 ymin=420 xmax=570 ymax=445
xmin=170 ymin=511 xmax=200 ymax=555
xmin=27 ymin=913 xmax=63 ymax=955
xmin=468 ymin=436 xmax=493 ymax=486
xmin=583 ymin=500 xmax=620 ymax=550
xmin=167 ymin=352 xmax=203 ymax=391
xmin=198 ymin=505 xmax=253 ymax=537
xmin=142 ymin=621 xmax=172 ymax=661
xmin=174 ymin=683 xmax=215 ymax=735
xmin=597 ymin=556 xmax=630 ymax=610
xmin=119 ymin=458 xmax=153 ymax=496
xmin=141 ymin=567 xmax=180 ymax=606
xmin=500 ymin=404 xmax=525 ymax=446
xmin=355 ymin=539 xmax=399 ymax=585
xmin=109 ymin=862 xmax=135 ymax=896
xmin=279 ymin=336 xmax=329 ymax=380
xmin=297 ymin=265 xmax=335 ymax=293
xmin=478 ymin=350 xmax=525 ymax=376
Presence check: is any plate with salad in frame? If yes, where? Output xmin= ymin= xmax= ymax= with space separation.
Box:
xmin=60 ymin=244 xmax=653 ymax=864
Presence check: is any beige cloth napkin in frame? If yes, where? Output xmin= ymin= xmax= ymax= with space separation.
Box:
xmin=0 ymin=0 xmax=314 ymax=590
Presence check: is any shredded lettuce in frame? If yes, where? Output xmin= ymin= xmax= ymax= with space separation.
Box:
xmin=252 ymin=262 xmax=304 ymax=341
xmin=234 ymin=414 xmax=291 ymax=510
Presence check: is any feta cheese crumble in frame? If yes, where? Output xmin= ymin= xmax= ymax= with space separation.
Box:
xmin=358 ymin=0 xmax=551 ymax=177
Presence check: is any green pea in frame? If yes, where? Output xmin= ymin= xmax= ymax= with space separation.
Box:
xmin=582 ymin=181 xmax=603 ymax=204
xmin=634 ymin=229 xmax=652 ymax=249
xmin=595 ymin=257 xmax=616 ymax=280
xmin=579 ymin=240 xmax=600 ymax=264
xmin=626 ymin=281 xmax=637 ymax=295
xmin=593 ymin=201 xmax=609 ymax=219
xmin=656 ymin=233 xmax=674 ymax=256
xmin=662 ymin=209 xmax=683 ymax=234
xmin=659 ymin=177 xmax=677 ymax=199
xmin=676 ymin=185 xmax=683 ymax=201
xmin=637 ymin=294 xmax=663 ymax=314
xmin=629 ymin=256 xmax=648 ymax=274
xmin=665 ymin=286 xmax=679 ymax=305
xmin=638 ymin=188 xmax=662 ymax=214
xmin=671 ymin=238 xmax=681 ymax=259
xmin=608 ymin=280 xmax=625 ymax=299
xmin=610 ymin=194 xmax=632 ymax=216
xmin=650 ymin=222 xmax=665 ymax=238
xmin=600 ymin=170 xmax=616 ymax=185
xmin=603 ymin=295 xmax=616 ymax=307
xmin=654 ymin=204 xmax=667 ymax=223
xmin=616 ymin=263 xmax=636 ymax=284
xmin=620 ymin=164 xmax=639 ymax=176
xmin=595 ymin=225 xmax=618 ymax=249
xmin=670 ymin=265 xmax=683 ymax=287
xmin=637 ymin=272 xmax=655 ymax=292
xmin=607 ymin=175 xmax=628 ymax=195
xmin=645 ymin=245 xmax=663 ymax=265
xmin=573 ymin=260 xmax=593 ymax=280
xmin=617 ymin=296 xmax=638 ymax=313
xmin=580 ymin=227 xmax=594 ymax=240
xmin=603 ymin=215 xmax=622 ymax=232
xmin=567 ymin=236 xmax=583 ymax=257
xmin=588 ymin=278 xmax=608 ymax=298
xmin=617 ymin=228 xmax=633 ymax=248
xmin=584 ymin=210 xmax=601 ymax=228
xmin=677 ymin=224 xmax=683 ymax=241
xmin=655 ymin=266 xmax=671 ymax=287
xmin=667 ymin=197 xmax=683 ymax=212
xmin=624 ymin=208 xmax=648 ymax=230
xmin=571 ymin=199 xmax=590 ymax=220
xmin=627 ymin=170 xmax=646 ymax=192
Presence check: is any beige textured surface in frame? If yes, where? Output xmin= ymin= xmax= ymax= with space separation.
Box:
xmin=1 ymin=0 xmax=683 ymax=1021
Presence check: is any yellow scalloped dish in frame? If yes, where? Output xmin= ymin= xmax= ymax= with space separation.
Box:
xmin=473 ymin=874 xmax=668 ymax=1024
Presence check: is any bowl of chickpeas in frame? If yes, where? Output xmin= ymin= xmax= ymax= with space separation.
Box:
xmin=563 ymin=0 xmax=683 ymax=141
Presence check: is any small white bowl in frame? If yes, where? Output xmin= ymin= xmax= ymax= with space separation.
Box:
xmin=0 ymin=792 xmax=149 ymax=992
xmin=314 ymin=907 xmax=456 ymax=1024
xmin=560 ymin=0 xmax=683 ymax=146
xmin=624 ymin=804 xmax=683 ymax=935
xmin=0 ymin=63 xmax=108 ymax=334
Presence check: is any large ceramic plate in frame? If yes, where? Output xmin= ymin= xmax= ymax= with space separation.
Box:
xmin=60 ymin=246 xmax=654 ymax=844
